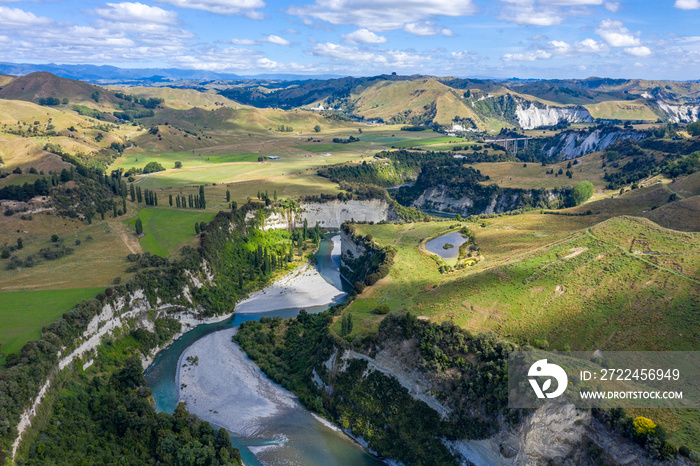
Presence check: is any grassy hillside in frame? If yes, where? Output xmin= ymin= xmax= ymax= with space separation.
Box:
xmin=0 ymin=72 xmax=115 ymax=105
xmin=125 ymin=208 xmax=215 ymax=257
xmin=584 ymin=99 xmax=660 ymax=120
xmin=0 ymin=288 xmax=104 ymax=363
xmin=0 ymin=74 xmax=15 ymax=87
xmin=118 ymin=86 xmax=242 ymax=110
xmin=349 ymin=79 xmax=480 ymax=126
xmin=343 ymin=216 xmax=698 ymax=350
xmin=567 ymin=171 xmax=700 ymax=231
xmin=473 ymin=155 xmax=610 ymax=190
xmin=0 ymin=213 xmax=135 ymax=292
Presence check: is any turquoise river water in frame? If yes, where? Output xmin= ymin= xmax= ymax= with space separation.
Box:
xmin=144 ymin=236 xmax=382 ymax=465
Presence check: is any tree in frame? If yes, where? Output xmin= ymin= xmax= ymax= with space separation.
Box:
xmin=169 ymin=194 xmax=173 ymax=206
xmin=174 ymin=161 xmax=182 ymax=169
xmin=135 ymin=218 xmax=143 ymax=235
xmin=226 ymin=189 xmax=231 ymax=202
xmin=340 ymin=314 xmax=353 ymax=336
xmin=572 ymin=180 xmax=594 ymax=206
xmin=51 ymin=234 xmax=59 ymax=243
xmin=142 ymin=162 xmax=165 ymax=174
xmin=314 ymin=125 xmax=321 ymax=132
xmin=687 ymin=120 xmax=700 ymax=136
xmin=199 ymin=185 xmax=206 ymax=209
xmin=16 ymin=237 xmax=23 ymax=250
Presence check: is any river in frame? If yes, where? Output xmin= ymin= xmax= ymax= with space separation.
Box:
xmin=144 ymin=235 xmax=382 ymax=465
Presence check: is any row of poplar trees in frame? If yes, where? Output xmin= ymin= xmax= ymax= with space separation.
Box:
xmin=129 ymin=184 xmax=207 ymax=209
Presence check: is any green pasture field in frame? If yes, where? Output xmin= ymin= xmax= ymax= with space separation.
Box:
xmin=340 ymin=216 xmax=699 ymax=352
xmin=133 ymin=153 xmax=365 ymax=189
xmin=389 ymin=136 xmax=472 ymax=148
xmin=112 ymin=151 xmax=262 ymax=171
xmin=292 ymin=143 xmax=355 ymax=153
xmin=421 ymin=142 xmax=478 ymax=151
xmin=358 ymin=135 xmax=410 ymax=143
xmin=0 ymin=288 xmax=104 ymax=362
xmin=160 ymin=173 xmax=342 ymax=211
xmin=126 ymin=208 xmax=216 ymax=257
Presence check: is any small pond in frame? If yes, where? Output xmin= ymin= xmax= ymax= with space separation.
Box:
xmin=424 ymin=231 xmax=468 ymax=265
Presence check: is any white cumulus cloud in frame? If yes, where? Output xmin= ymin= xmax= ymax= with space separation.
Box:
xmin=596 ymin=19 xmax=640 ymax=47
xmin=157 ymin=0 xmax=265 ymax=17
xmin=674 ymin=0 xmax=700 ymax=9
xmin=263 ymin=34 xmax=290 ymax=45
xmin=503 ymin=50 xmax=553 ymax=61
xmin=403 ymin=22 xmax=453 ymax=36
xmin=501 ymin=4 xmax=564 ymax=26
xmin=288 ymin=0 xmax=475 ymax=32
xmin=95 ymin=3 xmax=178 ymax=24
xmin=342 ymin=28 xmax=387 ymax=45
xmin=0 ymin=6 xmax=51 ymax=28
xmin=311 ymin=42 xmax=376 ymax=61
xmin=625 ymin=46 xmax=651 ymax=57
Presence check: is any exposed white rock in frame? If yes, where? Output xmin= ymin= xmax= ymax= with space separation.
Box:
xmin=516 ymin=104 xmax=593 ymax=130
xmin=656 ymin=100 xmax=700 ymax=123
xmin=543 ymin=128 xmax=648 ymax=160
xmin=252 ymin=199 xmax=397 ymax=231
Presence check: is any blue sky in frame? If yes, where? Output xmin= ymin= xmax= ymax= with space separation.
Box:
xmin=1 ymin=0 xmax=699 ymax=79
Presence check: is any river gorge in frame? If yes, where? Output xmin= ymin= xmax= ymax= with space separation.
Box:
xmin=143 ymin=235 xmax=382 ymax=465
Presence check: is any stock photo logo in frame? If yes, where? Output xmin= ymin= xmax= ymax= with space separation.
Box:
xmin=528 ymin=359 xmax=568 ymax=399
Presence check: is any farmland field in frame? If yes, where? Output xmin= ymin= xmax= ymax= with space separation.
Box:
xmin=0 ymin=288 xmax=104 ymax=362
xmin=125 ymin=208 xmax=216 ymax=257
xmin=133 ymin=153 xmax=366 ymax=189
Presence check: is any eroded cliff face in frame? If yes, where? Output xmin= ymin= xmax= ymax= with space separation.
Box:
xmin=410 ymin=186 xmax=559 ymax=216
xmin=11 ymin=261 xmax=220 ymax=460
xmin=446 ymin=402 xmax=655 ymax=466
xmin=516 ymin=103 xmax=593 ymax=130
xmin=259 ymin=199 xmax=398 ymax=230
xmin=542 ymin=127 xmax=649 ymax=160
xmin=656 ymin=100 xmax=700 ymax=123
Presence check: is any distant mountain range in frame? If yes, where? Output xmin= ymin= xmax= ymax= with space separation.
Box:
xmin=2 ymin=68 xmax=700 ymax=130
xmin=0 ymin=62 xmax=345 ymax=83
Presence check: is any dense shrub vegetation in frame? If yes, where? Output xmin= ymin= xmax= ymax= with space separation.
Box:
xmin=21 ymin=351 xmax=241 ymax=464
xmin=234 ymin=310 xmax=457 ymax=464
xmin=602 ymin=137 xmax=700 ymax=188
xmin=340 ymin=223 xmax=395 ymax=287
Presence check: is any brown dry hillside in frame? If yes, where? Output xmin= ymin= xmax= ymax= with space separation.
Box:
xmin=349 ymin=79 xmax=483 ymax=127
xmin=0 ymin=74 xmax=15 ymax=87
xmin=0 ymin=72 xmax=116 ymax=104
